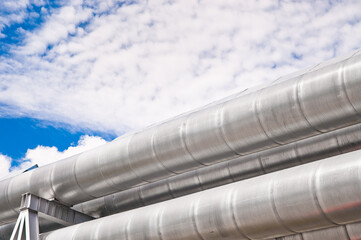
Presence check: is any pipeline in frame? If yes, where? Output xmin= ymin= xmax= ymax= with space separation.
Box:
xmin=278 ymin=221 xmax=361 ymax=240
xmin=38 ymin=150 xmax=361 ymax=239
xmin=3 ymin=217 xmax=361 ymax=240
xmin=1 ymin=122 xmax=361 ymax=239
xmin=1 ymin=50 xmax=361 ymax=226
xmin=1 ymin=121 xmax=361 ymax=239
xmin=74 ymin=121 xmax=361 ymax=217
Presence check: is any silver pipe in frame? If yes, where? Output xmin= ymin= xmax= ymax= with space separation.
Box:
xmin=39 ymin=150 xmax=361 ymax=239
xmin=75 ymin=122 xmax=361 ymax=217
xmin=0 ymin=223 xmax=12 ymax=240
xmin=278 ymin=222 xmax=361 ymax=240
xmin=1 ymin=122 xmax=360 ymax=239
xmin=0 ymin=219 xmax=61 ymax=240
xmin=1 ymin=50 xmax=361 ymax=225
xmin=3 ymin=213 xmax=361 ymax=240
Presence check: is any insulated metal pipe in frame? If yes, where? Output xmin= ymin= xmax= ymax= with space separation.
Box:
xmin=278 ymin=222 xmax=361 ymax=240
xmin=74 ymin=122 xmax=361 ymax=217
xmin=0 ymin=219 xmax=62 ymax=240
xmin=39 ymin=150 xmax=361 ymax=240
xmin=3 ymin=215 xmax=361 ymax=240
xmin=0 ymin=223 xmax=13 ymax=240
xmin=1 ymin=50 xmax=361 ymax=225
xmin=1 ymin=122 xmax=361 ymax=239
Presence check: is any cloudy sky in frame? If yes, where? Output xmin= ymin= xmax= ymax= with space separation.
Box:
xmin=1 ymin=0 xmax=361 ymax=177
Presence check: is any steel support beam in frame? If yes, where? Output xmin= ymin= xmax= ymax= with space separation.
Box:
xmin=10 ymin=193 xmax=93 ymax=240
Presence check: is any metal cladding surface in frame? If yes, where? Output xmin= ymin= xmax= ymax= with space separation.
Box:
xmin=74 ymin=122 xmax=361 ymax=217
xmin=1 ymin=50 xmax=361 ymax=227
xmin=40 ymin=150 xmax=361 ymax=240
xmin=278 ymin=222 xmax=361 ymax=240
xmin=1 ymin=117 xmax=359 ymax=240
xmin=0 ymin=220 xmax=61 ymax=240
xmin=0 ymin=223 xmax=13 ymax=240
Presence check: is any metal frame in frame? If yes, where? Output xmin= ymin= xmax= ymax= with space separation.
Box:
xmin=10 ymin=193 xmax=93 ymax=240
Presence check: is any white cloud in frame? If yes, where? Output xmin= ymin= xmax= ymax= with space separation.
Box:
xmin=1 ymin=0 xmax=361 ymax=135
xmin=23 ymin=135 xmax=107 ymax=167
xmin=0 ymin=0 xmax=45 ymax=36
xmin=0 ymin=135 xmax=107 ymax=180
xmin=0 ymin=154 xmax=11 ymax=179
xmin=17 ymin=5 xmax=93 ymax=55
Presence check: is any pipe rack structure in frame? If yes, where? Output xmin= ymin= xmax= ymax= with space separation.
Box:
xmin=1 ymin=121 xmax=361 ymax=239
xmin=39 ymin=150 xmax=361 ymax=239
xmin=1 ymin=49 xmax=361 ymax=239
xmin=74 ymin=121 xmax=361 ymax=217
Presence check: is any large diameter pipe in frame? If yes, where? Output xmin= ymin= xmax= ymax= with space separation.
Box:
xmin=40 ymin=222 xmax=361 ymax=240
xmin=75 ymin=122 xmax=361 ymax=217
xmin=1 ymin=121 xmax=360 ymax=239
xmin=4 ymin=217 xmax=361 ymax=240
xmin=40 ymin=150 xmax=361 ymax=240
xmin=2 ymin=222 xmax=359 ymax=240
xmin=1 ymin=50 xmax=361 ymax=225
xmin=278 ymin=222 xmax=361 ymax=240
xmin=0 ymin=220 xmax=61 ymax=240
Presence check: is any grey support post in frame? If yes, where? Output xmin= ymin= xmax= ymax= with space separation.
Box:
xmin=10 ymin=193 xmax=94 ymax=240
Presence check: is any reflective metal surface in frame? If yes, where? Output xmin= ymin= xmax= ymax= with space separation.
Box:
xmin=1 ymin=50 xmax=361 ymax=237
xmin=1 ymin=120 xmax=359 ymax=239
xmin=279 ymin=222 xmax=361 ymax=240
xmin=74 ymin=122 xmax=361 ymax=217
xmin=2 ymin=220 xmax=359 ymax=240
xmin=38 ymin=150 xmax=361 ymax=239
xmin=0 ymin=220 xmax=61 ymax=240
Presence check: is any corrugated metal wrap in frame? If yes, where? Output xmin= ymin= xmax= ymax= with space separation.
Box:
xmin=1 ymin=49 xmax=361 ymax=240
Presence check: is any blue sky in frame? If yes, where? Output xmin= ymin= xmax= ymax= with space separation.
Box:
xmin=1 ymin=0 xmax=361 ymax=177
xmin=0 ymin=117 xmax=115 ymax=167
xmin=0 ymin=1 xmax=118 ymax=175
